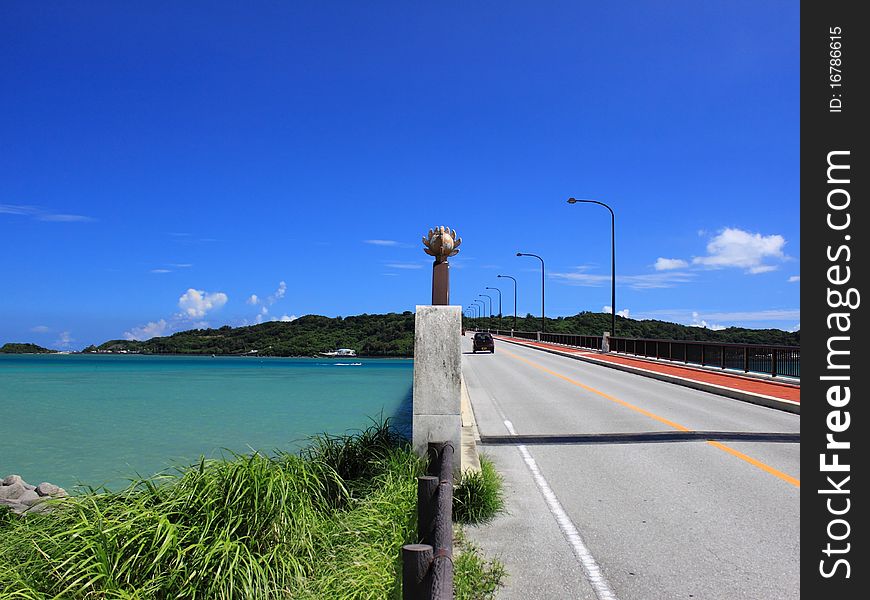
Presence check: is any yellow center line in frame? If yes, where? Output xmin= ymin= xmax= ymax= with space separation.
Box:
xmin=503 ymin=348 xmax=800 ymax=488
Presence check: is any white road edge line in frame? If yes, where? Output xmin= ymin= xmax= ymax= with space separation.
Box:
xmin=504 ymin=419 xmax=620 ymax=600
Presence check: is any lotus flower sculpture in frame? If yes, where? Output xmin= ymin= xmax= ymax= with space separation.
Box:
xmin=422 ymin=226 xmax=462 ymax=264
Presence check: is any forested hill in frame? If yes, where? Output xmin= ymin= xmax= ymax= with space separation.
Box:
xmin=82 ymin=311 xmax=799 ymax=358
xmin=482 ymin=312 xmax=799 ymax=346
xmin=87 ymin=313 xmax=417 ymax=357
xmin=0 ymin=342 xmax=55 ymax=354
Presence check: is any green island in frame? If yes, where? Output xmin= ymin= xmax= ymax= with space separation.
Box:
xmin=0 ymin=422 xmax=506 ymax=599
xmin=0 ymin=343 xmax=55 ymax=354
xmin=77 ymin=311 xmax=797 ymax=358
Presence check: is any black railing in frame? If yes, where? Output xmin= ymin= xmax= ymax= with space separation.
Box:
xmin=487 ymin=329 xmax=603 ymax=350
xmin=609 ymin=337 xmax=800 ymax=379
xmin=479 ymin=329 xmax=800 ymax=379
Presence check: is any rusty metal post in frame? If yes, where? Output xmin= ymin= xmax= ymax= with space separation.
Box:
xmin=402 ymin=544 xmax=433 ymax=599
xmin=417 ymin=476 xmax=439 ymax=547
xmin=432 ymin=261 xmax=449 ymax=305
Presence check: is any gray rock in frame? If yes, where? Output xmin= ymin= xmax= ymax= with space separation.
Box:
xmin=36 ymin=482 xmax=61 ymax=497
xmin=24 ymin=482 xmax=37 ymax=491
xmin=2 ymin=474 xmax=24 ymax=487
xmin=18 ymin=490 xmax=41 ymax=505
xmin=24 ymin=501 xmax=53 ymax=514
xmin=0 ymin=482 xmax=26 ymax=500
xmin=1 ymin=502 xmax=28 ymax=515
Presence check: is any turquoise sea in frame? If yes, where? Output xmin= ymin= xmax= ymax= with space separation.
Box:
xmin=0 ymin=354 xmax=413 ymax=492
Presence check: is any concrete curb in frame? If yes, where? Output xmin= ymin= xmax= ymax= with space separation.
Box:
xmin=460 ymin=374 xmax=482 ymax=473
xmin=494 ymin=336 xmax=800 ymax=415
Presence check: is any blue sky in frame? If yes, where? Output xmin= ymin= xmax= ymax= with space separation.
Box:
xmin=1 ymin=1 xmax=799 ymax=349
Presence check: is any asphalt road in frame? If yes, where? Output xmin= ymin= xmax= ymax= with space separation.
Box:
xmin=461 ymin=336 xmax=800 ymax=600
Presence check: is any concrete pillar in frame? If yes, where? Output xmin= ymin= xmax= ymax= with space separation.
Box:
xmin=602 ymin=331 xmax=610 ymax=353
xmin=413 ymin=305 xmax=461 ymax=474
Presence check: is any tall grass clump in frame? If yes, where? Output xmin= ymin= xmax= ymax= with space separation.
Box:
xmin=453 ymin=456 xmax=505 ymax=525
xmin=453 ymin=530 xmax=507 ymax=600
xmin=0 ymin=420 xmax=427 ymax=599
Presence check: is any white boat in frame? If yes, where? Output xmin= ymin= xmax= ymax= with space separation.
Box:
xmin=318 ymin=348 xmax=358 ymax=358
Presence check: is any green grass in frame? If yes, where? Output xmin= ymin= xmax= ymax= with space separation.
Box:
xmin=0 ymin=424 xmax=510 ymax=599
xmin=0 ymin=422 xmax=430 ymax=599
xmin=453 ymin=529 xmax=507 ymax=600
xmin=453 ymin=456 xmax=505 ymax=526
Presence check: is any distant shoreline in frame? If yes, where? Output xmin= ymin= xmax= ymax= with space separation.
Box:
xmin=0 ymin=352 xmax=414 ymax=359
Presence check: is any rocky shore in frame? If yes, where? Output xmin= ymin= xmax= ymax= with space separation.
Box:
xmin=0 ymin=475 xmax=68 ymax=515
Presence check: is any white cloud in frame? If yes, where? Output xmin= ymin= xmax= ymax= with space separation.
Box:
xmin=654 ymin=257 xmax=689 ymax=271
xmin=0 ymin=204 xmax=94 ymax=222
xmin=124 ymin=319 xmax=170 ymax=341
xmin=39 ymin=213 xmax=94 ymax=222
xmin=690 ymin=312 xmax=726 ymax=331
xmin=700 ymin=309 xmax=800 ymax=322
xmin=275 ymin=314 xmax=297 ymax=322
xmin=551 ymin=269 xmax=694 ymax=289
xmin=178 ymin=289 xmax=228 ymax=318
xmin=30 ymin=325 xmax=50 ymax=333
xmin=603 ymin=306 xmax=630 ymax=318
xmin=150 ymin=269 xmax=172 ymax=274
xmin=788 ymin=275 xmax=800 ymax=283
xmin=55 ymin=331 xmax=74 ymax=348
xmin=790 ymin=322 xmax=800 ymax=332
xmin=692 ymin=228 xmax=787 ymax=274
xmin=640 ymin=308 xmax=800 ymax=323
xmin=386 ymin=262 xmax=424 ymax=270
xmin=170 ymin=263 xmax=193 ymax=268
xmin=247 ymin=281 xmax=292 ymax=325
xmin=364 ymin=239 xmax=400 ymax=246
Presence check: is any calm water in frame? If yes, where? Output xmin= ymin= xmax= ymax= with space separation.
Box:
xmin=0 ymin=354 xmax=413 ymax=491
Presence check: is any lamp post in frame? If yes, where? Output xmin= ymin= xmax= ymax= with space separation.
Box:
xmin=479 ymin=294 xmax=493 ymax=330
xmin=467 ymin=305 xmax=476 ymax=326
xmin=474 ymin=300 xmax=485 ymax=329
xmin=567 ymin=197 xmax=616 ymax=338
xmin=485 ymin=286 xmax=502 ymax=328
xmin=497 ymin=275 xmax=517 ymax=331
xmin=517 ymin=252 xmax=545 ymax=333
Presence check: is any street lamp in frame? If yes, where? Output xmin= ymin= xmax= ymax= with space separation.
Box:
xmin=485 ymin=287 xmax=502 ymax=327
xmin=567 ymin=197 xmax=616 ymax=337
xmin=497 ymin=275 xmax=518 ymax=330
xmin=479 ymin=294 xmax=493 ymax=330
xmin=517 ymin=252 xmax=545 ymax=333
xmin=473 ymin=300 xmax=485 ymax=329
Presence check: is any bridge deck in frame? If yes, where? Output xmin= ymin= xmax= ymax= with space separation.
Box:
xmin=462 ymin=333 xmax=799 ymax=599
xmin=491 ymin=335 xmax=800 ymax=405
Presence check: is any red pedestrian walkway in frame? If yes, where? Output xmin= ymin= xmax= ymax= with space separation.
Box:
xmin=492 ymin=336 xmax=800 ymax=406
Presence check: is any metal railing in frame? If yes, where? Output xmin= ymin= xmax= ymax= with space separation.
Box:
xmin=608 ymin=337 xmax=799 ymax=378
xmin=485 ymin=329 xmax=603 ymax=351
xmin=474 ymin=329 xmax=800 ymax=379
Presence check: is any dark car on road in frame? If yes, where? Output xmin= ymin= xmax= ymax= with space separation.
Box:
xmin=472 ymin=332 xmax=495 ymax=353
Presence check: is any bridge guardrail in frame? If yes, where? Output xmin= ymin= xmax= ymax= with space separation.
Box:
xmin=477 ymin=329 xmax=799 ymax=379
